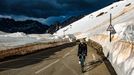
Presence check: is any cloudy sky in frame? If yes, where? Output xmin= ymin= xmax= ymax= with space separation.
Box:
xmin=0 ymin=0 xmax=116 ymax=25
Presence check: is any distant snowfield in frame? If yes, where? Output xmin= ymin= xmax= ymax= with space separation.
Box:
xmin=55 ymin=0 xmax=134 ymax=75
xmin=0 ymin=32 xmax=61 ymax=50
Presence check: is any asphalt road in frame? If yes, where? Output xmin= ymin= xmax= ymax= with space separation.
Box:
xmin=0 ymin=43 xmax=116 ymax=75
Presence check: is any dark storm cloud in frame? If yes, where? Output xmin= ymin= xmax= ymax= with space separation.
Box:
xmin=0 ymin=0 xmax=61 ymax=18
xmin=0 ymin=0 xmax=115 ymax=18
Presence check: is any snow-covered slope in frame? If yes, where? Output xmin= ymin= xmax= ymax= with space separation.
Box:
xmin=55 ymin=0 xmax=134 ymax=75
xmin=55 ymin=0 xmax=134 ymax=38
xmin=0 ymin=32 xmax=61 ymax=50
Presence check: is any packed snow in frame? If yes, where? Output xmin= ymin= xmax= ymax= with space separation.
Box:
xmin=89 ymin=21 xmax=134 ymax=75
xmin=0 ymin=32 xmax=62 ymax=50
xmin=55 ymin=0 xmax=134 ymax=75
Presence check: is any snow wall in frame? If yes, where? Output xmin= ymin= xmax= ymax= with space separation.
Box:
xmin=55 ymin=0 xmax=134 ymax=75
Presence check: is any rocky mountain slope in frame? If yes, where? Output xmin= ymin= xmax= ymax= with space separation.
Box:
xmin=0 ymin=18 xmax=49 ymax=34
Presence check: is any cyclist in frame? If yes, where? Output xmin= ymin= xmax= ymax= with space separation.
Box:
xmin=78 ymin=39 xmax=87 ymax=64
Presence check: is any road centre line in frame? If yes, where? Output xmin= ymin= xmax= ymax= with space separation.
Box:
xmin=35 ymin=59 xmax=60 ymax=74
xmin=35 ymin=47 xmax=75 ymax=74
xmin=63 ymin=47 xmax=75 ymax=58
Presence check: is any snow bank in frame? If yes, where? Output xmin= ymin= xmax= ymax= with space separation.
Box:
xmin=90 ymin=22 xmax=134 ymax=75
xmin=0 ymin=33 xmax=39 ymax=50
xmin=0 ymin=32 xmax=38 ymax=47
xmin=64 ymin=34 xmax=76 ymax=42
xmin=55 ymin=0 xmax=134 ymax=75
xmin=0 ymin=32 xmax=72 ymax=59
xmin=0 ymin=32 xmax=64 ymax=50
xmin=0 ymin=32 xmax=26 ymax=37
xmin=0 ymin=40 xmax=74 ymax=59
xmin=28 ymin=34 xmax=61 ymax=40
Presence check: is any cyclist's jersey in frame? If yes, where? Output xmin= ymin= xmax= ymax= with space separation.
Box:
xmin=78 ymin=43 xmax=87 ymax=56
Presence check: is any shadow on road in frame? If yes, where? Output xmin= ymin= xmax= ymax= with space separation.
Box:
xmin=0 ymin=42 xmax=76 ymax=72
xmin=87 ymin=39 xmax=117 ymax=75
xmin=103 ymin=58 xmax=117 ymax=75
xmin=84 ymin=59 xmax=102 ymax=73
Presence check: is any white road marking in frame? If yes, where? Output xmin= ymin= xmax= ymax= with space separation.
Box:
xmin=35 ymin=59 xmax=60 ymax=74
xmin=35 ymin=47 xmax=76 ymax=74
xmin=63 ymin=52 xmax=70 ymax=58
xmin=63 ymin=47 xmax=75 ymax=58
